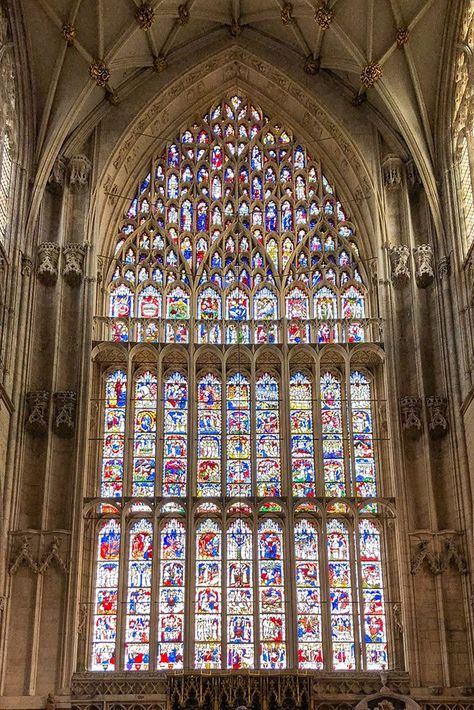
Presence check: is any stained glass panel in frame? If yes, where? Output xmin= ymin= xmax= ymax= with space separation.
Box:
xmin=327 ymin=520 xmax=355 ymax=670
xmin=259 ymin=520 xmax=286 ymax=669
xmin=359 ymin=520 xmax=387 ymax=669
xmin=163 ymin=372 xmax=188 ymax=497
xmin=320 ymin=373 xmax=345 ymax=498
xmin=124 ymin=520 xmax=153 ymax=670
xmin=227 ymin=373 xmax=252 ymax=496
xmin=91 ymin=520 xmax=120 ymax=671
xmin=350 ymin=371 xmax=376 ymax=498
xmin=157 ymin=519 xmax=186 ymax=668
xmin=227 ymin=519 xmax=254 ymax=668
xmin=133 ymin=371 xmax=157 ymax=497
xmin=295 ymin=519 xmax=323 ymax=669
xmin=101 ymin=371 xmax=127 ymax=504
xmin=256 ymin=374 xmax=281 ymax=496
xmin=195 ymin=519 xmax=222 ymax=668
xmin=290 ymin=372 xmax=315 ymax=497
xmin=197 ymin=374 xmax=222 ymax=496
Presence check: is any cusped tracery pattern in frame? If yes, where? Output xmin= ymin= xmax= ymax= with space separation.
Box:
xmin=103 ymin=95 xmax=374 ymax=346
xmin=90 ymin=95 xmax=390 ymax=675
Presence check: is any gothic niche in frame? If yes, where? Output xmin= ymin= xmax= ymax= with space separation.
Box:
xmin=389 ymin=246 xmax=411 ymax=288
xmin=37 ymin=242 xmax=60 ymax=285
xmin=413 ymin=244 xmax=434 ymax=288
xmin=25 ymin=391 xmax=50 ymax=435
xmin=69 ymin=154 xmax=92 ymax=189
xmin=426 ymin=395 xmax=448 ymax=439
xmin=399 ymin=396 xmax=422 ymax=438
xmin=382 ymin=155 xmax=403 ymax=191
xmin=63 ymin=243 xmax=87 ymax=286
xmin=53 ymin=391 xmax=77 ymax=437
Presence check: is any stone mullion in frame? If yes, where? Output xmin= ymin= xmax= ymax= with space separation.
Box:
xmin=318 ymin=509 xmax=331 ymax=670
xmin=344 ymin=356 xmax=355 ymax=497
xmin=281 ymin=507 xmax=294 ymax=670
xmin=184 ymin=347 xmax=196 ymax=669
xmin=221 ymin=358 xmax=227 ymax=500
xmin=221 ymin=509 xmax=228 ymax=669
xmin=155 ymin=350 xmax=164 ymax=499
xmin=352 ymin=510 xmax=366 ymax=670
xmin=115 ymin=507 xmax=129 ymax=672
xmin=149 ymin=507 xmax=160 ymax=673
xmin=252 ymin=507 xmax=260 ymax=669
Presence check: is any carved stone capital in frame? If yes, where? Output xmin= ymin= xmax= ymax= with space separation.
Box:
xmin=25 ymin=391 xmax=50 ymax=434
xmin=389 ymin=245 xmax=411 ymax=288
xmin=426 ymin=395 xmax=448 ymax=439
xmin=381 ymin=155 xmax=403 ymax=191
xmin=69 ymin=154 xmax=92 ymax=189
xmin=63 ymin=243 xmax=87 ymax=285
xmin=54 ymin=391 xmax=77 ymax=437
xmin=47 ymin=155 xmax=66 ymax=192
xmin=37 ymin=242 xmax=60 ymax=285
xmin=414 ymin=243 xmax=434 ymax=288
xmin=399 ymin=396 xmax=422 ymax=438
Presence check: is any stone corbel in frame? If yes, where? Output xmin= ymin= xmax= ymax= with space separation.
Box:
xmin=413 ymin=244 xmax=434 ymax=288
xmin=69 ymin=154 xmax=92 ymax=189
xmin=381 ymin=154 xmax=403 ymax=191
xmin=47 ymin=155 xmax=66 ymax=193
xmin=389 ymin=245 xmax=411 ymax=288
xmin=37 ymin=242 xmax=60 ymax=285
xmin=63 ymin=243 xmax=87 ymax=286
xmin=53 ymin=391 xmax=76 ymax=436
xmin=25 ymin=391 xmax=50 ymax=434
xmin=399 ymin=396 xmax=422 ymax=438
xmin=426 ymin=395 xmax=448 ymax=439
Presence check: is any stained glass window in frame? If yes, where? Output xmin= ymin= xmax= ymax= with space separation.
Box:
xmin=91 ymin=520 xmax=120 ymax=671
xmin=157 ymin=519 xmax=186 ymax=668
xmin=290 ymin=372 xmax=315 ymax=497
xmin=124 ymin=520 xmax=153 ymax=670
xmin=227 ymin=519 xmax=254 ymax=668
xmin=90 ymin=94 xmax=392 ymax=673
xmin=295 ymin=519 xmax=323 ymax=669
xmin=133 ymin=372 xmax=157 ymax=497
xmin=163 ymin=372 xmax=188 ymax=497
xmin=327 ymin=519 xmax=355 ymax=670
xmin=195 ymin=519 xmax=222 ymax=668
xmin=227 ymin=373 xmax=252 ymax=496
xmin=256 ymin=374 xmax=281 ymax=496
xmin=258 ymin=520 xmax=286 ymax=669
xmin=197 ymin=374 xmax=222 ymax=497
xmin=101 ymin=371 xmax=127 ymax=503
xmin=0 ymin=132 xmax=12 ymax=243
xmin=321 ymin=372 xmax=345 ymax=498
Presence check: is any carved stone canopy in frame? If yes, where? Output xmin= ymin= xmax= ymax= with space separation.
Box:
xmin=426 ymin=395 xmax=448 ymax=439
xmin=382 ymin=155 xmax=403 ymax=190
xmin=25 ymin=391 xmax=50 ymax=435
xmin=37 ymin=242 xmax=60 ymax=285
xmin=413 ymin=244 xmax=435 ymax=288
xmin=389 ymin=245 xmax=411 ymax=288
xmin=399 ymin=396 xmax=423 ymax=438
xmin=63 ymin=243 xmax=87 ymax=285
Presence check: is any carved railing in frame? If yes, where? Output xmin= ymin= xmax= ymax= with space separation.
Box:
xmin=92 ymin=316 xmax=384 ymax=346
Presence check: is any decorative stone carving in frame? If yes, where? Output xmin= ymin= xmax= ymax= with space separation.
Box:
xmin=414 ymin=244 xmax=435 ymax=287
xmin=63 ymin=243 xmax=87 ymax=285
xmin=45 ymin=694 xmax=55 ymax=710
xmin=426 ymin=395 xmax=448 ymax=439
xmin=405 ymin=159 xmax=421 ymax=189
xmin=396 ymin=27 xmax=409 ymax=47
xmin=304 ymin=55 xmax=320 ymax=74
xmin=410 ymin=539 xmax=440 ymax=575
xmin=229 ymin=21 xmax=241 ymax=37
xmin=39 ymin=536 xmax=69 ymax=574
xmin=105 ymin=89 xmax=120 ymax=106
xmin=177 ymin=4 xmax=189 ymax=25
xmin=314 ymin=3 xmax=334 ymax=29
xmin=281 ymin=3 xmax=293 ymax=24
xmin=135 ymin=2 xmax=155 ymax=30
xmin=61 ymin=23 xmax=76 ymax=46
xmin=382 ymin=155 xmax=403 ymax=190
xmin=399 ymin=396 xmax=422 ymax=438
xmin=21 ymin=254 xmax=33 ymax=277
xmin=25 ymin=391 xmax=50 ymax=434
xmin=47 ymin=155 xmax=66 ymax=191
xmin=54 ymin=391 xmax=77 ymax=436
xmin=69 ymin=155 xmax=92 ymax=189
xmin=360 ymin=62 xmax=383 ymax=88
xmin=88 ymin=59 xmax=110 ymax=87
xmin=442 ymin=537 xmax=468 ymax=574
xmin=9 ymin=536 xmax=39 ymax=574
xmin=392 ymin=603 xmax=403 ymax=636
xmin=438 ymin=254 xmax=451 ymax=280
xmin=389 ymin=245 xmax=411 ymax=288
xmin=153 ymin=54 xmax=168 ymax=72
xmin=352 ymin=91 xmax=367 ymax=106
xmin=37 ymin=242 xmax=60 ymax=285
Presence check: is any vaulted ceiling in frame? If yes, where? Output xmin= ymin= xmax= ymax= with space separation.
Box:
xmin=21 ymin=0 xmax=454 ymax=178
